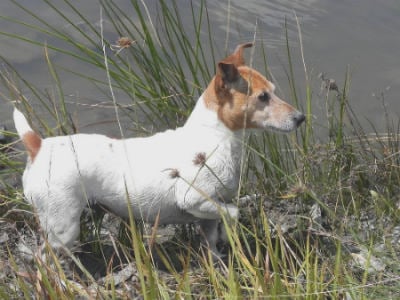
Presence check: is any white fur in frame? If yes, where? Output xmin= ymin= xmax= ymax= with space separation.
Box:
xmin=16 ymin=97 xmax=243 ymax=254
xmin=13 ymin=108 xmax=32 ymax=137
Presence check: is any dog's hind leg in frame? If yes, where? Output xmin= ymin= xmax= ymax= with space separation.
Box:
xmin=27 ymin=191 xmax=86 ymax=250
xmin=198 ymin=219 xmax=222 ymax=259
xmin=41 ymin=213 xmax=81 ymax=250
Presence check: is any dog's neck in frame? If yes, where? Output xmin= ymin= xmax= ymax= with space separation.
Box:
xmin=183 ymin=91 xmax=249 ymax=172
xmin=184 ymin=94 xmax=246 ymax=142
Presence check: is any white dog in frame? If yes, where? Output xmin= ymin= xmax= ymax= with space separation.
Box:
xmin=14 ymin=43 xmax=304 ymax=257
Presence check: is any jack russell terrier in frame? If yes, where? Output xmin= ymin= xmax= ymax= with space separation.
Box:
xmin=14 ymin=43 xmax=305 ymax=257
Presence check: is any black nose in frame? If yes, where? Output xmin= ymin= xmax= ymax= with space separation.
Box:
xmin=294 ymin=112 xmax=306 ymax=127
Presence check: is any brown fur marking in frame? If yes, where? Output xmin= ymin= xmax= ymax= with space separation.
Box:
xmin=22 ymin=131 xmax=42 ymax=162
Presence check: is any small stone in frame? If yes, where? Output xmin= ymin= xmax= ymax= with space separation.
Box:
xmin=310 ymin=203 xmax=322 ymax=224
xmin=98 ymin=263 xmax=135 ymax=286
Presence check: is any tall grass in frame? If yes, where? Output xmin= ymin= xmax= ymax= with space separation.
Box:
xmin=1 ymin=0 xmax=400 ymax=299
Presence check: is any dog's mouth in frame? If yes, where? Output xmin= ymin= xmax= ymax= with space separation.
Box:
xmin=263 ymin=115 xmax=305 ymax=133
xmin=266 ymin=126 xmax=297 ymax=134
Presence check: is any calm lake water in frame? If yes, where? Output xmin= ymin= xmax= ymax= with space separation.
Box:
xmin=0 ymin=0 xmax=399 ymax=136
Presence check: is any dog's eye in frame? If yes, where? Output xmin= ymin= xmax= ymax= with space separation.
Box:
xmin=258 ymin=91 xmax=271 ymax=103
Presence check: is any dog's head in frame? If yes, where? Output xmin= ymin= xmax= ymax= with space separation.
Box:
xmin=205 ymin=42 xmax=305 ymax=132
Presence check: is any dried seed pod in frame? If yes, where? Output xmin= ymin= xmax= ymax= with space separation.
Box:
xmin=193 ymin=152 xmax=207 ymax=166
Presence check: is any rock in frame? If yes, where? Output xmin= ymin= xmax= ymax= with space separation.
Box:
xmin=310 ymin=203 xmax=322 ymax=225
xmin=350 ymin=248 xmax=386 ymax=273
xmin=98 ymin=263 xmax=136 ymax=286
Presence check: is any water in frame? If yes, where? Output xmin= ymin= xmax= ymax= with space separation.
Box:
xmin=0 ymin=0 xmax=399 ymax=135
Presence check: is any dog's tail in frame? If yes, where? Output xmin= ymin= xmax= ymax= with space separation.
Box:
xmin=13 ymin=108 xmax=42 ymax=162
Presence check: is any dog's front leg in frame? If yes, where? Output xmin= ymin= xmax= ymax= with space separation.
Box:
xmin=186 ymin=200 xmax=238 ymax=259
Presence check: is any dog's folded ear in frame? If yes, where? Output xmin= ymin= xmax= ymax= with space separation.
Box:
xmin=216 ymin=42 xmax=253 ymax=86
xmin=217 ymin=62 xmax=239 ymax=83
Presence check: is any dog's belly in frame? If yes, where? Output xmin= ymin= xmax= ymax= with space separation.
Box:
xmin=106 ymin=200 xmax=197 ymax=224
xmin=95 ymin=190 xmax=198 ymax=224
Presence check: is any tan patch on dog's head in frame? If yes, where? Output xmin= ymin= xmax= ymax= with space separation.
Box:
xmin=203 ymin=43 xmax=305 ymax=132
